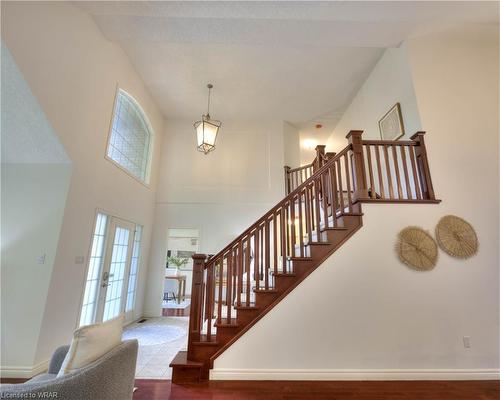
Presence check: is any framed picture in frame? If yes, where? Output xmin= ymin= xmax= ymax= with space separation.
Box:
xmin=379 ymin=103 xmax=405 ymax=140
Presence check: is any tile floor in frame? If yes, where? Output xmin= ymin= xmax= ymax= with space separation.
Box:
xmin=123 ymin=316 xmax=188 ymax=379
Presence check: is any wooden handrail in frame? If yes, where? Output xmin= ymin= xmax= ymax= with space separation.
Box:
xmin=188 ymin=130 xmax=439 ymax=347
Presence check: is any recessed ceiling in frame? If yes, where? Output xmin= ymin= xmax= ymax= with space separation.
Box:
xmin=77 ymin=1 xmax=497 ymax=129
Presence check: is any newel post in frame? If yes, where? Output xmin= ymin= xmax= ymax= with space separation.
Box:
xmin=284 ymin=166 xmax=291 ymax=194
xmin=187 ymin=254 xmax=206 ymax=358
xmin=410 ymin=131 xmax=435 ymax=200
xmin=346 ymin=130 xmax=369 ymax=202
xmin=314 ymin=145 xmax=326 ymax=171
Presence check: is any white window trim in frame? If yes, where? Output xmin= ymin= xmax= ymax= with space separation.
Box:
xmin=104 ymin=85 xmax=155 ymax=187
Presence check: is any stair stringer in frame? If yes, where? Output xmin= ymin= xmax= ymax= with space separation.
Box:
xmin=208 ymin=205 xmax=364 ymax=369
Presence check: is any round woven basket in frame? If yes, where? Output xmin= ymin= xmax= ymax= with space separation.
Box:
xmin=396 ymin=227 xmax=438 ymax=271
xmin=435 ymin=215 xmax=478 ymax=258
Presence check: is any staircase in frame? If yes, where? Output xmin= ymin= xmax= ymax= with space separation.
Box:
xmin=170 ymin=130 xmax=440 ymax=383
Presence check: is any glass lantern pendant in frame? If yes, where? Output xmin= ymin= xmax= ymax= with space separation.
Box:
xmin=194 ymin=84 xmax=221 ymax=154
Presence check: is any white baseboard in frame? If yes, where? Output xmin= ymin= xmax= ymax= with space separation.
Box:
xmin=210 ymin=368 xmax=500 ymax=381
xmin=1 ymin=359 xmax=49 ymax=379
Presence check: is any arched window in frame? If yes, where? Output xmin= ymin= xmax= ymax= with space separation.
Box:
xmin=106 ymin=89 xmax=153 ymax=183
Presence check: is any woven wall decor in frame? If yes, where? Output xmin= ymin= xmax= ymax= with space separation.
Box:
xmin=435 ymin=215 xmax=478 ymax=258
xmin=396 ymin=227 xmax=438 ymax=271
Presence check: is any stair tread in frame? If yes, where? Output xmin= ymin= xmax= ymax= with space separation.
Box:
xmin=272 ymin=272 xmax=297 ymax=277
xmin=234 ymin=303 xmax=259 ymax=310
xmin=253 ymin=287 xmax=278 ymax=293
xmin=169 ymin=351 xmax=203 ymax=368
xmin=321 ymin=226 xmax=349 ymax=232
xmin=215 ymin=318 xmax=240 ymax=327
xmin=308 ymin=241 xmax=333 ymax=246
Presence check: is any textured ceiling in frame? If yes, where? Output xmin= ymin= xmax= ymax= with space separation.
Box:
xmin=77 ymin=1 xmax=497 ymax=129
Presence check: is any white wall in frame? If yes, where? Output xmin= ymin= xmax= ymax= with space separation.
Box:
xmin=213 ymin=24 xmax=499 ymax=379
xmin=1 ymin=1 xmax=164 ymax=373
xmin=144 ymin=119 xmax=285 ymax=316
xmin=283 ymin=121 xmax=301 ymax=168
xmin=327 ymin=47 xmax=422 ymax=150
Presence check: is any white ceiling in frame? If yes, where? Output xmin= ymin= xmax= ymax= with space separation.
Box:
xmin=77 ymin=1 xmax=497 ymax=131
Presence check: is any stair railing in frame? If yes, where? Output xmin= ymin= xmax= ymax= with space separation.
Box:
xmin=187 ymin=130 xmax=438 ymax=355
xmin=284 ymin=145 xmax=326 ymax=194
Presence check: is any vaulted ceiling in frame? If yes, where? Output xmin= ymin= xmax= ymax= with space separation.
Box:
xmin=77 ymin=1 xmax=497 ymax=132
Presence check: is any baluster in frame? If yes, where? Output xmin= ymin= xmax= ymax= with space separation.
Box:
xmin=336 ymin=159 xmax=345 ymax=213
xmin=290 ymin=196 xmax=296 ymax=257
xmin=305 ymin=184 xmax=312 ymax=242
xmin=246 ymin=235 xmax=251 ymax=306
xmin=206 ymin=265 xmax=213 ymax=340
xmin=313 ymin=178 xmax=321 ymax=241
xmin=400 ymin=146 xmax=412 ymax=199
xmin=321 ymin=171 xmax=329 ymax=229
xmin=273 ymin=213 xmax=278 ymax=278
xmin=329 ymin=163 xmax=338 ymax=227
xmin=265 ymin=220 xmax=270 ymax=290
xmin=392 ymin=145 xmax=403 ymax=199
xmin=409 ymin=145 xmax=422 ymax=200
xmin=375 ymin=145 xmax=385 ymax=198
xmin=298 ymin=191 xmax=304 ymax=257
xmin=285 ymin=204 xmax=290 ymax=271
xmin=255 ymin=229 xmax=259 ymax=291
xmin=344 ymin=154 xmax=353 ymax=213
xmin=280 ymin=206 xmax=286 ymax=273
xmin=237 ymin=242 xmax=243 ymax=306
xmin=383 ymin=145 xmax=394 ymax=199
xmin=217 ymin=258 xmax=223 ymax=324
xmin=365 ymin=145 xmax=376 ymax=199
xmin=227 ymin=250 xmax=232 ymax=323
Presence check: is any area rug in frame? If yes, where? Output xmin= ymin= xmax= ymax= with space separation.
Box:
xmin=123 ymin=323 xmax=185 ymax=346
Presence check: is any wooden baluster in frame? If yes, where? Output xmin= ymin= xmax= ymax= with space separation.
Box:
xmin=336 ymin=159 xmax=345 ymax=213
xmin=400 ymin=146 xmax=412 ymax=199
xmin=321 ymin=171 xmax=328 ymax=229
xmin=392 ymin=145 xmax=403 ymax=199
xmin=298 ymin=191 xmax=304 ymax=257
xmin=305 ymin=184 xmax=312 ymax=242
xmin=409 ymin=145 xmax=422 ymax=200
xmin=280 ymin=206 xmax=286 ymax=273
xmin=290 ymin=197 xmax=296 ymax=257
xmin=344 ymin=154 xmax=353 ymax=213
xmin=265 ymin=220 xmax=270 ymax=290
xmin=383 ymin=145 xmax=394 ymax=199
xmin=206 ymin=265 xmax=214 ymax=340
xmin=273 ymin=213 xmax=278 ymax=278
xmin=375 ymin=145 xmax=385 ymax=199
xmin=285 ymin=204 xmax=290 ymax=270
xmin=365 ymin=145 xmax=376 ymax=199
xmin=227 ymin=250 xmax=232 ymax=323
xmin=411 ymin=131 xmax=435 ymax=200
xmin=329 ymin=164 xmax=338 ymax=227
xmin=313 ymin=178 xmax=321 ymax=241
xmin=255 ymin=229 xmax=259 ymax=291
xmin=346 ymin=130 xmax=369 ymax=202
xmin=246 ymin=235 xmax=251 ymax=306
xmin=217 ymin=258 xmax=223 ymax=324
xmin=237 ymin=242 xmax=242 ymax=307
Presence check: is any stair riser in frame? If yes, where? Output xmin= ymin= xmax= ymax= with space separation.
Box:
xmin=274 ymin=276 xmax=296 ymax=292
xmin=236 ymin=309 xmax=261 ymax=325
xmin=255 ymin=292 xmax=280 ymax=308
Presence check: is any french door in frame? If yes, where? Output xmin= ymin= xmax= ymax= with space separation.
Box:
xmin=79 ymin=213 xmax=139 ymax=327
xmin=96 ymin=217 xmax=135 ymax=322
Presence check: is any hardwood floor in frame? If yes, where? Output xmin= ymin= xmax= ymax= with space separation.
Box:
xmin=133 ymin=379 xmax=500 ymax=400
xmin=162 ymin=305 xmax=190 ymax=317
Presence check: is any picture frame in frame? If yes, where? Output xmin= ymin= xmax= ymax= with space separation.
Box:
xmin=378 ymin=103 xmax=405 ymax=141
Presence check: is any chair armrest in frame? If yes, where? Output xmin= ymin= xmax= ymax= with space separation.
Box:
xmin=48 ymin=345 xmax=70 ymax=374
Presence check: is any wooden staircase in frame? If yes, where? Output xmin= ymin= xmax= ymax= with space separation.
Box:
xmin=170 ymin=130 xmax=440 ymax=383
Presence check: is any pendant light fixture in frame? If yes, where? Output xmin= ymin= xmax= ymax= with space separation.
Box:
xmin=194 ymin=83 xmax=221 ymax=155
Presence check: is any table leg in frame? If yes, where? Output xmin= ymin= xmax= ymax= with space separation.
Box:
xmin=177 ymin=279 xmax=181 ymax=304
xmin=182 ymin=279 xmax=186 ymax=302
